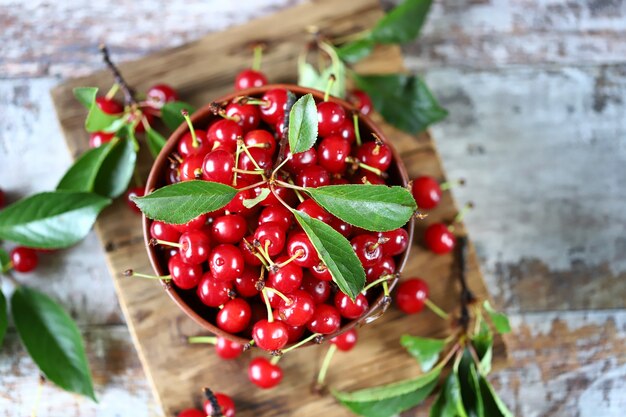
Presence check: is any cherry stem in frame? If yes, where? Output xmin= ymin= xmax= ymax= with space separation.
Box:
xmin=345 ymin=157 xmax=385 ymax=177
xmin=150 ymin=238 xmax=182 ymax=249
xmin=99 ymin=44 xmax=137 ymax=106
xmin=274 ymin=250 xmax=304 ymax=269
xmin=105 ymin=83 xmax=120 ymax=100
xmin=271 ymin=153 xmax=292 ymax=179
xmin=453 ymin=202 xmax=474 ymax=225
xmin=353 ymin=113 xmax=362 ymax=146
xmin=239 ymin=142 xmax=267 ymax=179
xmin=188 ymin=336 xmax=218 ymax=345
xmin=263 ymin=286 xmax=292 ymax=306
xmin=238 ymin=179 xmax=268 ymax=192
xmin=261 ymin=288 xmax=275 ymax=323
xmin=181 ymin=109 xmax=199 ymax=148
xmin=252 ymin=44 xmax=264 ymax=72
xmin=316 ymin=343 xmax=337 ymax=386
xmin=203 ymin=387 xmax=223 ymax=417
xmin=269 ymin=183 xmax=296 ymax=212
xmin=270 ymin=355 xmax=281 ymax=365
xmin=233 ymin=168 xmax=265 ymax=176
xmin=282 ymin=333 xmax=321 ymax=354
xmin=323 ymin=74 xmax=336 ymax=102
xmin=382 ymin=281 xmax=390 ymax=298
xmin=440 ymin=178 xmax=466 ymax=191
xmin=456 ymin=236 xmax=475 ymax=332
xmin=424 ymin=298 xmax=449 ymax=320
xmin=123 ymin=269 xmax=171 ymax=281
xmin=209 ymin=102 xmax=240 ymax=122
xmin=31 ymin=374 xmax=45 ymax=417
xmin=234 ymin=96 xmax=268 ymax=106
xmin=254 ymin=240 xmax=274 ymax=266
xmin=361 ymin=274 xmax=395 ymax=294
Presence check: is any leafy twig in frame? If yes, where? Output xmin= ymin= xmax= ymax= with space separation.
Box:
xmin=99 ymin=44 xmax=137 ymax=106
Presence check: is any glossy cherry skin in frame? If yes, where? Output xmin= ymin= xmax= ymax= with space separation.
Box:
xmin=209 ymin=244 xmax=245 ymax=281
xmin=150 ymin=221 xmax=181 ymax=243
xmin=172 ymin=214 xmax=207 ymax=233
xmin=253 ymin=222 xmax=286 ymax=257
xmin=300 ymin=273 xmax=331 ymax=304
xmin=353 ymin=169 xmax=386 ymax=185
xmin=286 ymin=231 xmax=320 ymax=268
xmin=255 ymin=180 xmax=297 ymax=208
xmin=168 ymin=254 xmax=202 ymax=289
xmin=317 ymin=101 xmax=346 ymax=137
xmin=178 ymin=129 xmax=211 ymax=158
xmin=307 ymin=304 xmax=341 ymax=335
xmin=317 ymin=136 xmax=351 ymax=174
xmin=309 ymin=263 xmax=332 ymax=282
xmin=351 ymin=234 xmax=383 ymax=267
xmin=216 ymin=298 xmax=251 ymax=334
xmin=296 ymin=165 xmax=330 ymax=188
xmin=330 ymin=216 xmax=353 ymax=239
xmin=278 ymin=289 xmax=315 ymax=326
xmin=244 ymin=129 xmax=276 ymax=155
xmin=179 ymin=154 xmax=205 ymax=181
xmin=350 ymin=89 xmax=373 ymax=115
xmin=330 ymin=329 xmax=358 ymax=351
xmin=89 ymin=131 xmax=115 ymax=148
xmin=252 ymin=319 xmax=289 ymax=351
xmin=379 ymin=228 xmax=409 ymax=257
xmin=236 ymin=147 xmax=272 ymax=182
xmin=337 ymin=119 xmax=356 ymax=143
xmin=126 ymin=186 xmax=144 ymax=213
xmin=95 ymin=97 xmax=123 ymax=114
xmin=235 ymin=69 xmax=268 ymax=90
xmin=211 ymin=214 xmax=247 ymax=244
xmin=204 ymin=392 xmax=235 ymax=417
xmin=234 ymin=266 xmax=260 ymax=298
xmin=207 ymin=119 xmax=242 ymax=153
xmin=146 ymin=83 xmax=178 ymax=108
xmin=166 ymin=165 xmax=180 ymax=184
xmin=411 ymin=176 xmax=442 ymax=210
xmin=268 ymin=260 xmax=303 ymax=294
xmin=424 ymin=223 xmax=455 ymax=254
xmin=258 ymin=205 xmax=293 ymax=231
xmin=215 ymin=336 xmax=244 ymax=360
xmin=356 ymin=141 xmax=392 ymax=171
xmin=260 ymin=88 xmax=288 ymax=125
xmin=296 ymin=199 xmax=332 ymax=223
xmin=197 ymin=272 xmax=232 ymax=307
xmin=225 ymin=103 xmax=261 ymax=132
xmin=10 ymin=247 xmax=38 ymax=273
xmin=335 ymin=292 xmax=369 ymax=319
xmin=284 ymin=323 xmax=306 ymax=343
xmin=178 ymin=230 xmax=211 ymax=265
xmin=201 ymin=149 xmax=234 ymax=184
xmin=178 ymin=409 xmax=204 ymax=417
xmin=396 ymin=278 xmax=429 ymax=314
xmin=225 ymin=180 xmax=255 ymax=215
xmin=286 ymin=146 xmax=317 ymax=173
xmin=248 ymin=357 xmax=283 ymax=389
xmin=365 ymin=256 xmax=396 ymax=283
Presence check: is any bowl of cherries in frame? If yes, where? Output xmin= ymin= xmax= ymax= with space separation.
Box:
xmin=136 ymin=83 xmax=416 ymax=355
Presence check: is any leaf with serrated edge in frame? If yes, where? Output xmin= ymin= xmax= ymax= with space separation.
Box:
xmin=93 ymin=137 xmax=137 ymax=199
xmin=161 ymin=101 xmax=196 ymax=131
xmin=0 ymin=191 xmax=111 ymax=249
xmin=306 ymin=184 xmax=415 ymax=231
xmin=243 ymin=188 xmax=270 ymax=209
xmin=483 ymin=300 xmax=511 ymax=334
xmin=298 ymin=62 xmax=322 ymax=90
xmin=132 ymin=180 xmax=237 ymax=224
xmin=370 ymin=0 xmax=433 ymax=44
xmin=0 ymin=289 xmax=7 ymax=347
xmin=11 ymin=287 xmax=96 ymax=400
xmin=288 ymin=94 xmax=318 ymax=154
xmin=74 ymin=87 xmax=123 ymax=133
xmin=479 ymin=375 xmax=514 ymax=417
xmin=57 ymin=140 xmax=116 ymax=193
xmin=73 ymin=87 xmax=96 ymax=109
xmin=293 ymin=210 xmax=365 ymax=299
xmin=335 ymin=40 xmax=375 ymax=64
xmin=146 ymin=128 xmax=167 ymax=159
xmin=400 ymin=335 xmax=446 ymax=372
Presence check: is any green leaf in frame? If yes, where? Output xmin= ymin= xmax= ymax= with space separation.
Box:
xmin=93 ymin=137 xmax=137 ymax=199
xmin=335 ymin=39 xmax=375 ymax=64
xmin=483 ymin=301 xmax=511 ymax=334
xmin=132 ymin=180 xmax=237 ymax=224
xmin=293 ymin=210 xmax=365 ymax=299
xmin=430 ymin=373 xmax=468 ymax=417
xmin=288 ymin=94 xmax=318 ymax=154
xmin=0 ymin=289 xmax=7 ymax=348
xmin=458 ymin=350 xmax=484 ymax=417
xmin=57 ymin=140 xmax=116 ymax=193
xmin=242 ymin=188 xmax=270 ymax=209
xmin=161 ymin=101 xmax=196 ymax=131
xmin=0 ymin=248 xmax=11 ymax=273
xmin=297 ymin=58 xmax=346 ymax=99
xmin=478 ymin=375 xmax=514 ymax=417
xmin=73 ymin=87 xmax=96 ymax=109
xmin=306 ymin=185 xmax=416 ymax=231
xmin=102 ymin=117 xmax=127 ymax=134
xmin=339 ymin=378 xmax=437 ymax=417
xmin=472 ymin=321 xmax=494 ymax=375
xmin=371 ymin=0 xmax=433 ymax=44
xmin=73 ymin=87 xmax=123 ymax=133
xmin=298 ymin=62 xmax=322 ymax=90
xmin=400 ymin=335 xmax=446 ymax=372
xmin=146 ymin=127 xmax=168 ymax=159
xmin=353 ymin=73 xmax=447 ymax=134
xmin=11 ymin=286 xmax=96 ymax=400
xmin=0 ymin=191 xmax=111 ymax=249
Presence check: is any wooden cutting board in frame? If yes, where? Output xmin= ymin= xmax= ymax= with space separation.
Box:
xmin=50 ymin=0 xmax=506 ymax=415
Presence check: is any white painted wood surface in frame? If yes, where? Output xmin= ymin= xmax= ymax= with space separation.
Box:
xmin=1 ymin=0 xmax=624 ymax=415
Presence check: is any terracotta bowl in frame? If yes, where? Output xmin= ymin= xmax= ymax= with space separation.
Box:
xmin=143 ymin=84 xmax=415 ymax=347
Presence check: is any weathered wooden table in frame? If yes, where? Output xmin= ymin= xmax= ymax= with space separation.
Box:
xmin=1 ymin=1 xmax=624 ymax=416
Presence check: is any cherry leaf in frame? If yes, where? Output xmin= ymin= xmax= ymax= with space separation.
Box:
xmin=242 ymin=188 xmax=270 ymax=209
xmin=305 ymin=185 xmax=416 ymax=231
xmin=73 ymin=87 xmax=122 ymax=133
xmin=370 ymin=0 xmax=433 ymax=44
xmin=146 ymin=127 xmax=168 ymax=159
xmin=478 ymin=375 xmax=514 ymax=417
xmin=0 ymin=289 xmax=7 ymax=348
xmin=472 ymin=320 xmax=494 ymax=375
xmin=458 ymin=351 xmax=485 ymax=417
xmin=161 ymin=101 xmax=196 ymax=131
xmin=335 ymin=39 xmax=375 ymax=64
xmin=288 ymin=94 xmax=318 ymax=154
xmin=0 ymin=248 xmax=11 ymax=273
xmin=11 ymin=286 xmax=96 ymax=401
xmin=93 ymin=137 xmax=137 ymax=199
xmin=293 ymin=210 xmax=365 ymax=299
xmin=400 ymin=335 xmax=446 ymax=372
xmin=483 ymin=301 xmax=511 ymax=334
xmin=0 ymin=191 xmax=111 ymax=249
xmin=57 ymin=140 xmax=116 ymax=193
xmin=430 ymin=372 xmax=468 ymax=417
xmin=132 ymin=180 xmax=237 ymax=224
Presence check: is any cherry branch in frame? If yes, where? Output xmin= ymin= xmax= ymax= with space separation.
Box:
xmin=203 ymin=387 xmax=223 ymax=417
xmin=99 ymin=44 xmax=137 ymax=107
xmin=456 ymin=235 xmax=475 ymax=332
xmin=273 ymin=91 xmax=297 ymax=170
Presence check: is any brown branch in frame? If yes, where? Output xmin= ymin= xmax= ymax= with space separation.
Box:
xmin=203 ymin=387 xmax=223 ymax=417
xmin=456 ymin=235 xmax=475 ymax=332
xmin=99 ymin=44 xmax=137 ymax=106
xmin=273 ymin=91 xmax=297 ymax=170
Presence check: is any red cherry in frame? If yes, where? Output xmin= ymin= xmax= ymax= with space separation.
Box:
xmin=237 ymin=147 xmax=272 ymax=182
xmin=201 ymin=149 xmax=235 ymax=185
xmin=379 ymin=228 xmax=409 ymax=257
xmin=225 ymin=103 xmax=260 ymax=132
xmin=207 ymin=120 xmax=242 ymax=153
xmin=317 ymin=136 xmax=350 ymax=174
xmin=268 ymin=260 xmax=303 ymax=294
xmin=411 ymin=176 xmax=442 ymax=210
xmin=424 ymin=223 xmax=455 ymax=254
xmin=274 ymin=117 xmax=286 ymax=137
xmin=89 ymin=131 xmax=114 ymax=148
xmin=252 ymin=319 xmax=289 ymax=351
xmin=235 ymin=69 xmax=267 ymax=90
xmin=95 ymin=97 xmax=123 ymax=114
xmin=204 ymin=392 xmax=235 ymax=417
xmin=197 ymin=272 xmax=232 ymax=307
xmin=396 ymin=278 xmax=429 ymax=314
xmin=365 ymin=256 xmax=396 ymax=283
xmin=224 ymin=180 xmax=254 ymax=215
xmin=263 ymin=284 xmax=284 ymax=309
xmin=253 ymin=222 xmax=286 ymax=257
xmin=337 ymin=119 xmax=356 ymax=144
xmin=296 ymin=199 xmax=331 ymax=223
xmin=211 ymin=214 xmax=247 ymax=244
xmin=209 ymin=244 xmax=245 ymax=281
xmin=178 ymin=409 xmax=204 ymax=417
xmin=166 ymin=165 xmax=180 ymax=184
xmin=240 ymin=235 xmax=263 ymax=266
xmin=146 ymin=84 xmax=178 ymax=108
xmin=215 ymin=336 xmax=244 ymax=360
xmin=258 ymin=206 xmax=293 ymax=231
xmin=309 ymin=263 xmax=332 ymax=282
xmin=244 ymin=129 xmax=276 ymax=155
xmin=286 ymin=146 xmax=317 ymax=173
xmin=234 ymin=266 xmax=260 ymax=298
xmin=284 ymin=323 xmax=306 ymax=343
xmin=307 ymin=304 xmax=341 ymax=334
xmin=330 ymin=216 xmax=353 ymax=238
xmin=278 ymin=289 xmax=315 ymax=326
xmin=350 ymin=90 xmax=373 ymax=115
xmin=248 ymin=357 xmax=283 ymax=389
xmin=260 ymin=89 xmax=288 ymax=125
xmin=351 ymin=234 xmax=383 ymax=267
xmin=10 ymin=247 xmax=38 ymax=273
xmin=128 ymin=111 xmax=154 ymax=134
xmin=330 ymin=329 xmax=358 ymax=351
xmin=255 ymin=180 xmax=297 ymax=208
xmin=178 ymin=129 xmax=211 ymax=160
xmin=217 ymin=298 xmax=251 ymax=333
xmin=172 ymin=214 xmax=207 ymax=232
xmin=300 ymin=273 xmax=331 ymax=304
xmin=150 ymin=221 xmax=181 ymax=243
xmin=286 ymin=231 xmax=320 ymax=268
xmin=178 ymin=230 xmax=211 ymax=265
xmin=126 ymin=186 xmax=144 ymax=213
xmin=356 ymin=141 xmax=392 ymax=172
xmin=317 ymin=101 xmax=346 ymax=137
xmin=295 ymin=165 xmax=330 ymax=188
xmin=353 ymin=169 xmax=386 ymax=185
xmin=179 ymin=154 xmax=205 ymax=181
xmin=168 ymin=254 xmax=202 ymax=289
xmin=335 ymin=292 xmax=369 ymax=319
